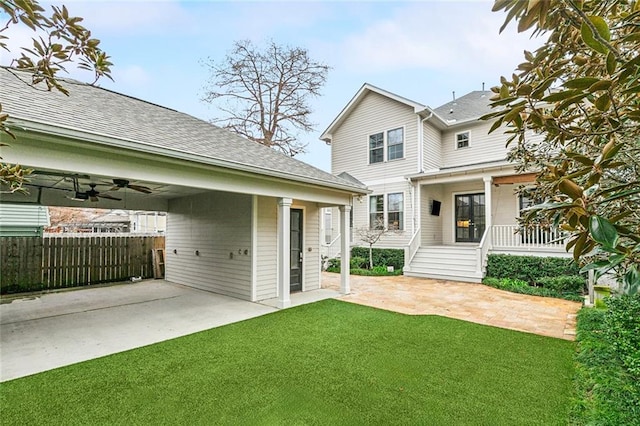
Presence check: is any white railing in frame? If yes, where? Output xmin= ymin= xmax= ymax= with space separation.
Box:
xmin=476 ymin=226 xmax=492 ymax=275
xmin=320 ymin=234 xmax=342 ymax=259
xmin=491 ymin=225 xmax=566 ymax=249
xmin=404 ymin=227 xmax=421 ymax=271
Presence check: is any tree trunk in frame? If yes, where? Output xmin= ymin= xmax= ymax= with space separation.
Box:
xmin=369 ymin=245 xmax=373 ymax=269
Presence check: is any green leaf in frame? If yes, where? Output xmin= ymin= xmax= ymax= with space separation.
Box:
xmin=542 ymin=90 xmax=582 ymax=102
xmin=595 ymin=93 xmax=611 ymax=111
xmin=606 ymin=52 xmax=617 ymax=75
xmin=588 ymin=15 xmax=611 ymax=41
xmin=581 ymin=20 xmax=608 ymax=54
xmin=564 ymin=77 xmax=599 ymax=90
xmin=589 ymin=215 xmax=618 ymax=249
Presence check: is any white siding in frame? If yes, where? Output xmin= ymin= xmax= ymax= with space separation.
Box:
xmin=420 ymin=184 xmax=444 ymax=245
xmin=0 ymin=204 xmax=49 ymax=226
xmin=422 ymin=122 xmax=441 ymax=171
xmin=352 ymin=180 xmax=414 ymax=249
xmin=331 ymin=91 xmax=419 ymax=183
xmin=294 ymin=200 xmax=321 ymax=292
xmin=166 ymin=191 xmax=252 ymax=300
xmin=441 ymin=121 xmax=509 ymax=169
xmin=493 ymin=184 xmax=520 ymax=226
xmin=255 ymin=196 xmax=278 ymax=300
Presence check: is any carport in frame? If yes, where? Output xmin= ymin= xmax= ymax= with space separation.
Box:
xmin=0 ymin=279 xmax=340 ymax=381
xmin=1 ymin=66 xmax=367 ymax=308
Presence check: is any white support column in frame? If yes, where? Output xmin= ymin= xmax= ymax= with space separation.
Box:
xmin=277 ymin=197 xmax=292 ymax=308
xmin=339 ymin=205 xmax=351 ymax=295
xmin=483 ymin=176 xmax=493 ymax=230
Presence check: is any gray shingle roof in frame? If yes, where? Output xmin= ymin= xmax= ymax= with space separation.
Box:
xmin=433 ymin=90 xmax=493 ymax=123
xmin=1 ymin=67 xmax=367 ymax=193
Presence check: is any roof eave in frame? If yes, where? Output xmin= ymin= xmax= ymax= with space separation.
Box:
xmin=7 ymin=116 xmax=369 ymax=196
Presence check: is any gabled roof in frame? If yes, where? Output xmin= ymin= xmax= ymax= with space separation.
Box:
xmin=1 ymin=67 xmax=367 ymax=194
xmin=320 ymin=83 xmax=435 ymax=143
xmin=433 ymin=90 xmax=494 ymax=124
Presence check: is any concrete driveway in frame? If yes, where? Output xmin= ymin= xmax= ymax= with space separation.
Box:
xmin=0 ymin=280 xmax=281 ymax=382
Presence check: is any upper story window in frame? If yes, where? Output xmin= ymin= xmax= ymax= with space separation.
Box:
xmin=369 ymin=127 xmax=404 ymax=164
xmin=456 ymin=131 xmax=470 ymax=149
xmin=387 ymin=128 xmax=404 ymax=160
xmin=369 ymin=133 xmax=384 ymax=164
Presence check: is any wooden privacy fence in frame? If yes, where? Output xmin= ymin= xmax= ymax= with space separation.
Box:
xmin=0 ymin=235 xmax=165 ymax=294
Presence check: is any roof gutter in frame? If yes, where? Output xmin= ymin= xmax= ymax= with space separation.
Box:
xmin=7 ymin=117 xmax=369 ymax=196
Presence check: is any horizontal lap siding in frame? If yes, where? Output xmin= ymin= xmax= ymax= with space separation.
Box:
xmin=256 ymin=196 xmax=277 ymax=300
xmin=441 ymin=121 xmax=508 ymax=168
xmin=421 ymin=185 xmax=444 ymax=245
xmin=353 ymin=180 xmax=414 ymax=249
xmin=296 ymin=201 xmax=320 ymax=291
xmin=166 ymin=192 xmax=252 ymax=300
xmin=331 ymin=92 xmax=418 ymax=183
xmin=423 ymin=123 xmax=441 ymax=171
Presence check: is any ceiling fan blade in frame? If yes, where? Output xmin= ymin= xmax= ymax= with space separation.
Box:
xmin=128 ymin=184 xmax=152 ymax=194
xmin=98 ymin=193 xmax=122 ymax=201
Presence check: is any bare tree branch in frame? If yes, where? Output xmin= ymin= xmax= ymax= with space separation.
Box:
xmin=201 ymin=40 xmax=330 ymax=156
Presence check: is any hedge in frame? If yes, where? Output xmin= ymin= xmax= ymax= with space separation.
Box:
xmin=350 ymin=247 xmax=404 ymax=269
xmin=485 ymin=254 xmax=580 ymax=285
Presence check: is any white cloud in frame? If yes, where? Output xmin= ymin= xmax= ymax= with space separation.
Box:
xmin=340 ymin=2 xmax=542 ymax=75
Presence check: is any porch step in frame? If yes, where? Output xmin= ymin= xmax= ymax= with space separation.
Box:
xmin=405 ymin=246 xmax=483 ymax=283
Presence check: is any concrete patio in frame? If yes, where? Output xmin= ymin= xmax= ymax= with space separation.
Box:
xmin=322 ymin=272 xmax=581 ymax=341
xmin=0 ymin=280 xmax=337 ymax=382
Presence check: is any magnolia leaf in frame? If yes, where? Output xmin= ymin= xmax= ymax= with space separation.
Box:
xmin=564 ymin=77 xmax=599 ymax=89
xmin=588 ymin=80 xmax=612 ymax=92
xmin=581 ymin=21 xmax=608 ymax=54
xmin=589 ymin=215 xmax=618 ymax=249
xmin=606 ymin=52 xmax=617 ymax=75
xmin=542 ymin=90 xmax=582 ymax=102
xmin=595 ymin=93 xmax=611 ymax=111
xmin=588 ymin=15 xmax=611 ymax=41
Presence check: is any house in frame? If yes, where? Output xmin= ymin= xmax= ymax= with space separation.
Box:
xmin=320 ymin=83 xmax=566 ymax=282
xmin=0 ymin=204 xmax=50 ymax=237
xmin=0 ymin=66 xmax=366 ymax=306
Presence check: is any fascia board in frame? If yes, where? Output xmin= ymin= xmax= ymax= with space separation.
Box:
xmin=6 ymin=116 xmax=369 ymax=196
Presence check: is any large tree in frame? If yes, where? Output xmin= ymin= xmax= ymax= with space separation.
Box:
xmin=484 ymin=0 xmax=640 ymax=294
xmin=201 ymin=40 xmax=330 ymax=157
xmin=1 ymin=0 xmax=112 ymax=193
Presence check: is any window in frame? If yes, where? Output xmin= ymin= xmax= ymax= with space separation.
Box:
xmin=369 ymin=127 xmax=404 ymax=164
xmin=323 ymin=210 xmax=332 ymax=244
xmin=369 ymin=133 xmax=384 ymax=164
xmin=369 ymin=195 xmax=384 ymax=228
xmin=387 ymin=193 xmax=404 ymax=230
xmin=369 ymin=193 xmax=404 ymax=231
xmin=387 ymin=128 xmax=404 ymax=160
xmin=456 ymin=131 xmax=469 ymax=149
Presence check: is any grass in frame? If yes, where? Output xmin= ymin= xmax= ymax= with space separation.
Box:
xmin=0 ymin=300 xmax=575 ymax=425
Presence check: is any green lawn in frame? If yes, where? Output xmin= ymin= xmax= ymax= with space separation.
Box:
xmin=0 ymin=300 xmax=575 ymax=425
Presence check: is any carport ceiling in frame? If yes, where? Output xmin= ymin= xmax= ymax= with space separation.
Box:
xmin=4 ymin=167 xmax=207 ymax=211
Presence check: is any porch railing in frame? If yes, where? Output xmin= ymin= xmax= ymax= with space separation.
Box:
xmin=476 ymin=226 xmax=492 ymax=275
xmin=404 ymin=227 xmax=421 ymax=271
xmin=492 ymin=224 xmax=566 ymax=249
xmin=320 ymin=234 xmax=342 ymax=259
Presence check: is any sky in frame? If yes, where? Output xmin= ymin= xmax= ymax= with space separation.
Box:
xmin=2 ymin=0 xmax=544 ymax=172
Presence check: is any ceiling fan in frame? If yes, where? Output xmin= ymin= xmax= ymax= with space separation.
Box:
xmin=110 ymin=179 xmax=152 ymax=194
xmin=71 ymin=182 xmax=122 ymax=202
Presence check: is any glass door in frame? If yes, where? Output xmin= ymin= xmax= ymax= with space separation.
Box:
xmin=455 ymin=193 xmax=485 ymax=242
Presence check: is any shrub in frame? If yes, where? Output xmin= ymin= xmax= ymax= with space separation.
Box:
xmin=571 ymin=306 xmax=640 ymax=425
xmin=538 ymin=275 xmax=585 ymax=294
xmin=485 ymin=254 xmax=580 ymax=285
xmin=350 ymin=268 xmax=403 ymax=276
xmin=604 ymin=294 xmax=640 ymax=379
xmin=351 ymin=247 xmax=404 ymax=269
xmin=326 ymin=258 xmax=340 ymax=272
xmin=482 ymin=277 xmax=583 ymax=302
xmin=350 ymin=256 xmax=367 ymax=269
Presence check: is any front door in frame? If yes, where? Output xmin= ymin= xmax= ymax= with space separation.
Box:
xmin=455 ymin=193 xmax=485 ymax=242
xmin=290 ymin=209 xmax=303 ymax=292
